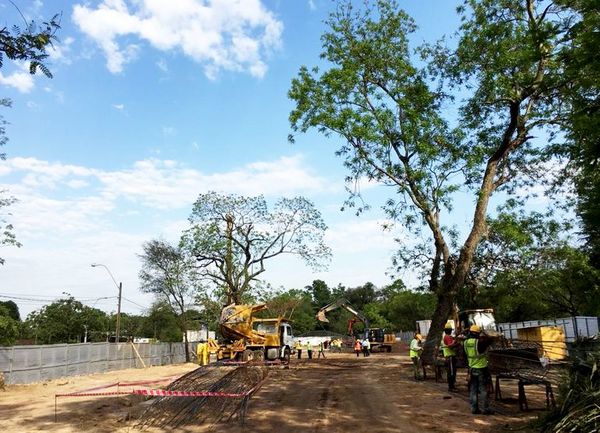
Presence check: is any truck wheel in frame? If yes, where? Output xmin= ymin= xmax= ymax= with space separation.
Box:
xmin=387 ymin=346 xmax=392 ymax=353
xmin=254 ymin=350 xmax=265 ymax=362
xmin=242 ymin=349 xmax=252 ymax=362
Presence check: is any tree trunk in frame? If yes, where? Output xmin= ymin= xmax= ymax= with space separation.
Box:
xmin=183 ymin=327 xmax=190 ymax=362
xmin=421 ymin=289 xmax=455 ymax=363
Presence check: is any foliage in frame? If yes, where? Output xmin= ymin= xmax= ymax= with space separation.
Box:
xmin=0 ymin=300 xmax=20 ymax=321
xmin=141 ymin=302 xmax=183 ymax=342
xmin=138 ymin=239 xmax=199 ymax=359
xmin=262 ymin=288 xmax=317 ymax=336
xmin=288 ymin=0 xmax=578 ymax=360
xmin=0 ymin=11 xmax=61 ymax=77
xmin=541 ymin=340 xmax=600 ymax=433
xmin=478 ymin=245 xmax=600 ymax=322
xmin=0 ymin=305 xmax=19 ymax=345
xmin=23 ymin=297 xmax=108 ymax=344
xmin=379 ymin=288 xmax=436 ymax=331
xmin=182 ymin=192 xmax=331 ymax=304
xmin=554 ymin=0 xmax=600 ymax=265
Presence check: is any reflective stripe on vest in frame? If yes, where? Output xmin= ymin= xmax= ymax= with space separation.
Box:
xmin=441 ymin=336 xmax=456 ymax=357
xmin=463 ymin=338 xmax=488 ymax=369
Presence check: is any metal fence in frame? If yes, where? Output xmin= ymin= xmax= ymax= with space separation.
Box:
xmin=0 ymin=341 xmax=198 ymax=385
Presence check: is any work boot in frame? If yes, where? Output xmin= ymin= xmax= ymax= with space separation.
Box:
xmin=471 ymin=408 xmax=481 ymax=415
xmin=482 ymin=409 xmax=494 ymax=415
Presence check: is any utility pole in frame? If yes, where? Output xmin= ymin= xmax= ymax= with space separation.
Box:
xmin=116 ymin=282 xmax=122 ymax=343
xmin=91 ymin=263 xmax=123 ymax=343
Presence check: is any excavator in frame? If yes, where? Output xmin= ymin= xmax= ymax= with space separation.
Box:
xmin=316 ymin=298 xmax=396 ymax=352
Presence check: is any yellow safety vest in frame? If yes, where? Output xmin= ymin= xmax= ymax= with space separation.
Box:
xmin=441 ymin=336 xmax=457 ymax=357
xmin=463 ymin=338 xmax=488 ymax=369
xmin=409 ymin=339 xmax=421 ymax=358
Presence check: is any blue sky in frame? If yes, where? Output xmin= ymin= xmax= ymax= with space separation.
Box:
xmin=0 ymin=0 xmax=470 ymax=317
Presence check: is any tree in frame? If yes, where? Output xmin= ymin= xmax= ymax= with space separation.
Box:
xmin=138 ymin=239 xmax=199 ymax=361
xmin=141 ymin=302 xmax=183 ymax=342
xmin=554 ymin=0 xmax=600 ymax=265
xmin=181 ymin=192 xmax=331 ymax=304
xmin=288 ymin=0 xmax=573 ymax=361
xmin=0 ymin=300 xmax=20 ymax=321
xmin=0 ymin=11 xmax=61 ymax=77
xmin=380 ymin=289 xmax=437 ymax=332
xmin=23 ymin=296 xmax=106 ymax=344
xmin=262 ymin=288 xmax=317 ymax=336
xmin=0 ymin=304 xmax=19 ymax=345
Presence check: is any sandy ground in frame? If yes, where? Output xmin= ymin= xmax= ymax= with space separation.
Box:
xmin=0 ymin=349 xmax=549 ymax=433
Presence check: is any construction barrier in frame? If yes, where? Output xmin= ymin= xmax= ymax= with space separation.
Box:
xmin=0 ymin=341 xmax=198 ymax=385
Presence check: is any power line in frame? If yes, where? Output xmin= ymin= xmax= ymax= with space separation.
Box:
xmin=121 ymin=297 xmax=149 ymax=310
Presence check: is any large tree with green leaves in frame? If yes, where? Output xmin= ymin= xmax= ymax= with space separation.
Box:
xmin=181 ymin=192 xmax=331 ymax=305
xmin=23 ymin=296 xmax=107 ymax=344
xmin=289 ymin=0 xmax=575 ymax=360
xmin=554 ymin=0 xmax=600 ymax=265
xmin=138 ymin=239 xmax=199 ymax=361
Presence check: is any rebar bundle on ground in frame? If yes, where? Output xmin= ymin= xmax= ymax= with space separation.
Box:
xmin=136 ymin=364 xmax=268 ymax=429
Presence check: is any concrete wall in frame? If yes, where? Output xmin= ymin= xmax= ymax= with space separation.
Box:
xmin=0 ymin=341 xmax=197 ymax=385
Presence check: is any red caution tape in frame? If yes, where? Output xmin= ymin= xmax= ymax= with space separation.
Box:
xmin=131 ymin=389 xmax=247 ymax=398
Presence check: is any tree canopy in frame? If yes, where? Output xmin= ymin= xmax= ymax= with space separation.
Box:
xmin=181 ymin=192 xmax=331 ymax=304
xmin=288 ymin=0 xmax=587 ymax=360
xmin=138 ymin=239 xmax=199 ymax=360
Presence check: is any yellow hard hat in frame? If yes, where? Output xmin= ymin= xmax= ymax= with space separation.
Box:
xmin=444 ymin=323 xmax=453 ymax=330
xmin=470 ymin=325 xmax=481 ymax=333
xmin=415 ymin=333 xmax=423 ymax=340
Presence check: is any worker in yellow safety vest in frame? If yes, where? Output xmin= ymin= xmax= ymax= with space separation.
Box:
xmin=463 ymin=325 xmax=493 ymax=415
xmin=441 ymin=323 xmax=460 ymax=392
xmin=305 ymin=340 xmax=313 ymax=359
xmin=409 ymin=333 xmax=424 ymax=380
xmin=294 ymin=340 xmax=303 ymax=359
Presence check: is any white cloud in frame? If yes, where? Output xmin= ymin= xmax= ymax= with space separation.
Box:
xmin=72 ymin=0 xmax=283 ymax=78
xmin=47 ymin=37 xmax=75 ymax=64
xmin=156 ymin=58 xmax=168 ymax=72
xmin=0 ymin=63 xmax=35 ymax=93
xmin=308 ymin=0 xmax=316 ymax=11
xmin=325 ymin=219 xmax=397 ymax=254
xmin=2 ymin=154 xmax=332 ymax=223
xmin=112 ymin=103 xmax=125 ymax=110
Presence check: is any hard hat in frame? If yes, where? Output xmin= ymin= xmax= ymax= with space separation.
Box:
xmin=415 ymin=333 xmax=423 ymax=340
xmin=470 ymin=325 xmax=481 ymax=333
xmin=444 ymin=323 xmax=453 ymax=330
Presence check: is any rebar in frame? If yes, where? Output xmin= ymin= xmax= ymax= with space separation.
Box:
xmin=135 ymin=364 xmax=267 ymax=429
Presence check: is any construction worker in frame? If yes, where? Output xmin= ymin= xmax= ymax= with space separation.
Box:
xmin=441 ymin=323 xmax=460 ymax=391
xmin=464 ymin=325 xmax=493 ymax=415
xmin=294 ymin=339 xmax=303 ymax=359
xmin=354 ymin=338 xmax=361 ymax=357
xmin=362 ymin=337 xmax=371 ymax=357
xmin=318 ymin=341 xmax=326 ymax=359
xmin=196 ymin=341 xmax=208 ymax=366
xmin=409 ymin=333 xmax=424 ymax=380
xmin=306 ymin=340 xmax=313 ymax=359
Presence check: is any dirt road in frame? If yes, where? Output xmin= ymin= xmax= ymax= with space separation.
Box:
xmin=1 ymin=351 xmax=543 ymax=432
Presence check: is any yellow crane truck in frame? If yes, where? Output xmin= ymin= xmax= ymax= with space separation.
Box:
xmin=211 ymin=303 xmax=294 ymax=363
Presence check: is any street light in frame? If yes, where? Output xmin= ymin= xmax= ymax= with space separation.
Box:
xmin=91 ymin=263 xmax=122 ymax=343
